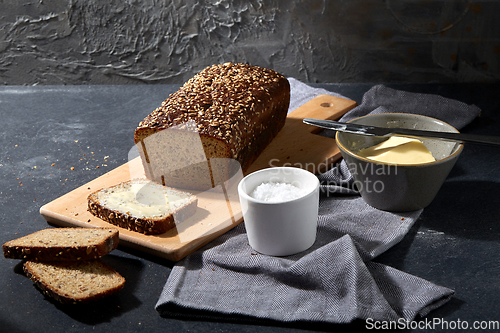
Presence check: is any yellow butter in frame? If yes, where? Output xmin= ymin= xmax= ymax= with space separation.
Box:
xmin=357 ymin=136 xmax=435 ymax=165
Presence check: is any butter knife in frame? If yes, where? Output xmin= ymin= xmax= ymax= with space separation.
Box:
xmin=303 ymin=118 xmax=500 ymax=146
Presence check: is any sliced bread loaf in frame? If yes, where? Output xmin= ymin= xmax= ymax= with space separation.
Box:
xmin=134 ymin=63 xmax=290 ymax=190
xmin=23 ymin=260 xmax=125 ymax=304
xmin=3 ymin=228 xmax=119 ymax=261
xmin=87 ymin=179 xmax=198 ymax=235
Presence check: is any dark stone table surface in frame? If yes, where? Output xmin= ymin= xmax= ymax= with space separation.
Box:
xmin=1 ymin=83 xmax=499 ymax=332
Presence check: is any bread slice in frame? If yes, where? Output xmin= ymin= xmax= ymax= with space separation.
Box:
xmin=3 ymin=228 xmax=119 ymax=261
xmin=87 ymin=179 xmax=198 ymax=235
xmin=23 ymin=260 xmax=125 ymax=304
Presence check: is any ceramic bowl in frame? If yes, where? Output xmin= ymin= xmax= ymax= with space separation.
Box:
xmin=335 ymin=113 xmax=464 ymax=212
xmin=237 ymin=167 xmax=320 ymax=256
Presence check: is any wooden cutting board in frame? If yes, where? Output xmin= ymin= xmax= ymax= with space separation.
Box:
xmin=40 ymin=95 xmax=357 ymax=261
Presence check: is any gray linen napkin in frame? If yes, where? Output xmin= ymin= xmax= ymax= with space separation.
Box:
xmin=338 ymin=83 xmax=481 ymax=129
xmin=156 ymin=79 xmax=481 ymax=324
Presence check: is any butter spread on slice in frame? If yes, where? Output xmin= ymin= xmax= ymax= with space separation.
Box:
xmin=99 ymin=183 xmax=190 ymax=218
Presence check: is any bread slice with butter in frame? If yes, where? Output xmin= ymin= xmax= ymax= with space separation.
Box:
xmin=3 ymin=228 xmax=119 ymax=261
xmin=23 ymin=259 xmax=125 ymax=304
xmin=87 ymin=179 xmax=198 ymax=235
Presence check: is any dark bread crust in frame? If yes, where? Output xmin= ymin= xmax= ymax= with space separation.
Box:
xmin=23 ymin=260 xmax=125 ymax=304
xmin=3 ymin=228 xmax=119 ymax=261
xmin=87 ymin=181 xmax=198 ymax=235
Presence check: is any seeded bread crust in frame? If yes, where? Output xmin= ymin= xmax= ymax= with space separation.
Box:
xmin=23 ymin=260 xmax=125 ymax=304
xmin=3 ymin=228 xmax=119 ymax=261
xmin=87 ymin=180 xmax=198 ymax=235
xmin=134 ymin=62 xmax=290 ymax=190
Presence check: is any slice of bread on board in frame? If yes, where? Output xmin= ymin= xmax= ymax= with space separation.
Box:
xmin=87 ymin=179 xmax=198 ymax=235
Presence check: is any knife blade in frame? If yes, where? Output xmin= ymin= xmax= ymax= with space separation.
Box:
xmin=303 ymin=118 xmax=500 ymax=146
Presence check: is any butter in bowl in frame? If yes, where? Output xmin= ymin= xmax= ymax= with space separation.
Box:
xmin=335 ymin=113 xmax=464 ymax=212
xmin=237 ymin=167 xmax=320 ymax=256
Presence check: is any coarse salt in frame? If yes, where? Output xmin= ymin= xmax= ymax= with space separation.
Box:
xmin=250 ymin=182 xmax=307 ymax=203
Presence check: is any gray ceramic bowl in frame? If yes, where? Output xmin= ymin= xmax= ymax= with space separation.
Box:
xmin=335 ymin=113 xmax=464 ymax=212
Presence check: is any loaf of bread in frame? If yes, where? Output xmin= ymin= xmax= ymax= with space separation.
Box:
xmin=3 ymin=228 xmax=119 ymax=261
xmin=134 ymin=63 xmax=290 ymax=190
xmin=87 ymin=179 xmax=198 ymax=235
xmin=23 ymin=260 xmax=125 ymax=304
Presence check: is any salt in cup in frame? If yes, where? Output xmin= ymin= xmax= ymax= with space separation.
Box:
xmin=237 ymin=167 xmax=320 ymax=256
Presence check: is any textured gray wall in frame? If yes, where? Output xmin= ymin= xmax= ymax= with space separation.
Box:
xmin=0 ymin=0 xmax=498 ymax=85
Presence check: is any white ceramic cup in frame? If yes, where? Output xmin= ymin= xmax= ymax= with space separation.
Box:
xmin=237 ymin=167 xmax=320 ymax=256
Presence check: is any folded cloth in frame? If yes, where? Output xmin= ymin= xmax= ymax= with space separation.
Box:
xmin=156 ymin=79 xmax=480 ymax=324
xmin=339 ymin=84 xmax=481 ymax=129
